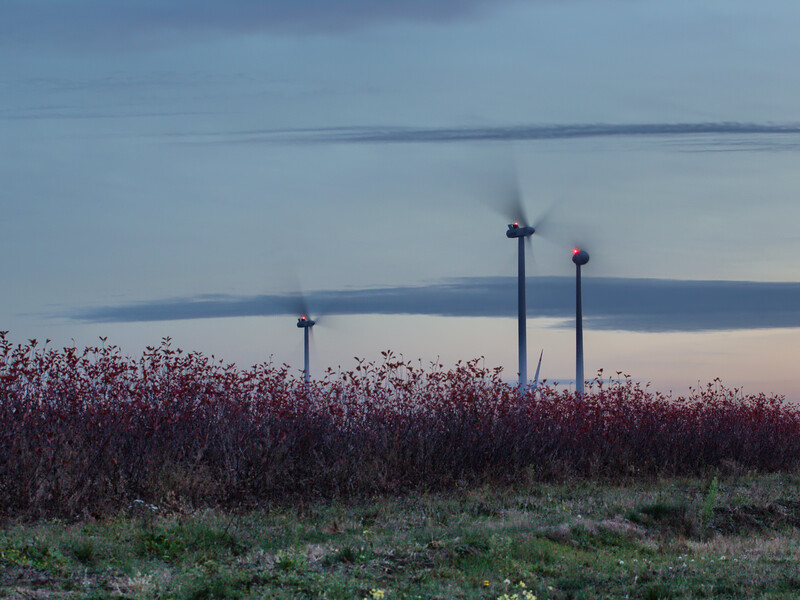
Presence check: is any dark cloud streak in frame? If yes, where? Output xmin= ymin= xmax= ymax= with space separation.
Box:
xmin=69 ymin=277 xmax=800 ymax=333
xmin=3 ymin=0 xmax=520 ymax=47
xmin=250 ymin=122 xmax=800 ymax=146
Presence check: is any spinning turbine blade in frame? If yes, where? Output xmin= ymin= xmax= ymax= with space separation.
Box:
xmin=532 ymin=350 xmax=543 ymax=391
xmin=480 ymin=157 xmax=532 ymax=227
xmin=502 ymin=176 xmax=529 ymax=227
xmin=531 ymin=207 xmax=552 ymax=237
xmin=286 ymin=292 xmax=309 ymax=319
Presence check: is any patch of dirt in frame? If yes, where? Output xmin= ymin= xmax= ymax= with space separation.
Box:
xmin=710 ymin=499 xmax=800 ymax=534
xmin=596 ymin=517 xmax=647 ymax=538
xmin=538 ymin=523 xmax=572 ymax=542
xmin=538 ymin=516 xmax=646 ymax=542
xmin=0 ymin=567 xmax=65 ymax=599
xmin=235 ymin=548 xmax=276 ymax=570
xmin=1 ymin=566 xmax=59 ymax=588
xmin=2 ymin=567 xmax=131 ymax=599
xmin=305 ymin=543 xmax=330 ymax=564
xmin=5 ymin=588 xmax=59 ymax=599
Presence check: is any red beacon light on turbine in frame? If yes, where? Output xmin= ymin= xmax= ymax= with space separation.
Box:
xmin=572 ymin=248 xmax=590 ymax=266
xmin=297 ymin=315 xmax=315 ymax=328
xmin=506 ymin=221 xmax=535 ymax=238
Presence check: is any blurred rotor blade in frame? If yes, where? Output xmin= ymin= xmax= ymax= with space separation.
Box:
xmin=478 ymin=155 xmax=530 ymax=226
xmin=500 ymin=173 xmax=529 ymax=226
xmin=283 ymin=291 xmax=309 ymax=317
xmin=531 ymin=205 xmax=553 ymax=236
xmin=533 ymin=350 xmax=543 ymax=387
xmin=524 ymin=235 xmax=538 ymax=269
xmin=529 ymin=202 xmax=596 ymax=256
xmin=565 ymin=224 xmax=597 ymax=257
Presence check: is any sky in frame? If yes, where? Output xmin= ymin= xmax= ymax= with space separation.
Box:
xmin=3 ymin=0 xmax=800 ymax=397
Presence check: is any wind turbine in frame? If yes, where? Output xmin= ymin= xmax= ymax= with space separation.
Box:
xmin=296 ymin=314 xmax=316 ymax=385
xmin=572 ymin=247 xmax=590 ymax=396
xmin=499 ymin=174 xmax=549 ymax=392
xmin=482 ymin=157 xmax=552 ymax=391
xmin=287 ymin=290 xmax=320 ymax=386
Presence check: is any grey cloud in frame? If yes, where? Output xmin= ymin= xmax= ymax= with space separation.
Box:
xmin=3 ymin=0 xmax=518 ymax=47
xmin=69 ymin=277 xmax=800 ymax=332
xmin=1 ymin=108 xmax=219 ymax=121
xmin=245 ymin=122 xmax=800 ymax=146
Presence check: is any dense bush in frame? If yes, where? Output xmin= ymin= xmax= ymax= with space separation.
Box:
xmin=1 ymin=332 xmax=798 ymax=519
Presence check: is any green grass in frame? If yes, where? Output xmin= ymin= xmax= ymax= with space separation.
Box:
xmin=3 ymin=472 xmax=800 ymax=598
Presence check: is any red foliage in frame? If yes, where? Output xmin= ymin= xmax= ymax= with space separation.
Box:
xmin=0 ymin=332 xmax=797 ymax=519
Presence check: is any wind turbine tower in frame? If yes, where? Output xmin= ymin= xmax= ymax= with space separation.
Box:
xmin=572 ymin=248 xmax=590 ymax=396
xmin=507 ymin=222 xmax=535 ymax=390
xmin=296 ymin=315 xmax=316 ymax=385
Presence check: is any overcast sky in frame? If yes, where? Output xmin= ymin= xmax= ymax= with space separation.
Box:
xmin=3 ymin=0 xmax=800 ymax=397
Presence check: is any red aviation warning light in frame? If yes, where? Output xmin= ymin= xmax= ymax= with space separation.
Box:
xmin=506 ymin=222 xmax=535 ymax=238
xmin=297 ymin=316 xmax=315 ymax=328
xmin=572 ymin=248 xmax=590 ymax=266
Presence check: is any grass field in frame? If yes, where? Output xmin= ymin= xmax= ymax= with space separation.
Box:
xmin=3 ymin=472 xmax=800 ymax=599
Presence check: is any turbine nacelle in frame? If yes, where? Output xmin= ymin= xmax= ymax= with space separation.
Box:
xmin=572 ymin=248 xmax=590 ymax=266
xmin=297 ymin=316 xmax=316 ymax=328
xmin=506 ymin=222 xmax=535 ymax=238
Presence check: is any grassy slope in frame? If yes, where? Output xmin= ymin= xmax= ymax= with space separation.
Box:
xmin=3 ymin=473 xmax=800 ymax=599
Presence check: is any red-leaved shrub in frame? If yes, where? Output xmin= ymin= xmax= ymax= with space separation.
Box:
xmin=1 ymin=332 xmax=797 ymax=519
